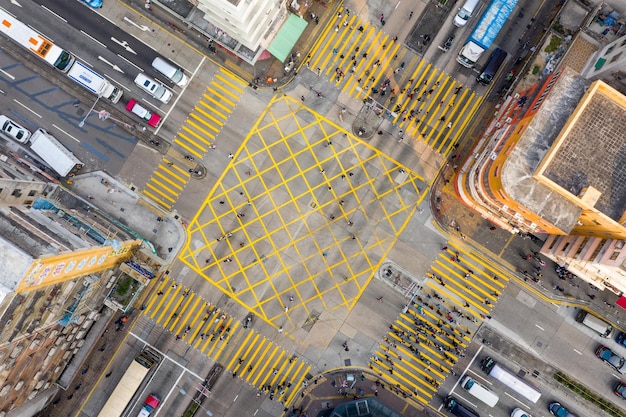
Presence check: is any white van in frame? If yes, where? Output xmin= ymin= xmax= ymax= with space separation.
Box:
xmin=134 ymin=73 xmax=173 ymax=104
xmin=151 ymin=57 xmax=188 ymax=87
xmin=454 ymin=0 xmax=480 ymax=27
xmin=460 ymin=376 xmax=499 ymax=407
xmin=576 ymin=310 xmax=615 ymax=338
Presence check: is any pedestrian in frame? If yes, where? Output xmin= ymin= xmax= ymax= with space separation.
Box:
xmin=278 ymin=326 xmax=283 ymax=333
xmin=322 ymin=252 xmax=328 ymax=257
xmin=301 ymin=95 xmax=305 ymax=101
xmin=377 ymin=297 xmax=383 ymax=302
xmin=228 ymin=153 xmax=234 ymax=159
xmin=409 ymin=11 xmax=413 ymax=19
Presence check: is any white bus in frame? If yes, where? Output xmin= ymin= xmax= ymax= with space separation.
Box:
xmin=480 ymin=357 xmax=541 ymax=403
xmin=0 ymin=8 xmax=75 ymax=72
xmin=98 ymin=347 xmax=161 ymax=417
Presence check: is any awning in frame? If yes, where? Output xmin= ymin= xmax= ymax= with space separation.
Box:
xmin=267 ymin=13 xmax=308 ymax=63
xmin=616 ymin=296 xmax=626 ymax=310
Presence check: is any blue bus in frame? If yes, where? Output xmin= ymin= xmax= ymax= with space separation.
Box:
xmin=457 ymin=0 xmax=518 ymax=67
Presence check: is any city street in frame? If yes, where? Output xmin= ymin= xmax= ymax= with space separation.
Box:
xmin=3 ymin=0 xmax=624 ymax=417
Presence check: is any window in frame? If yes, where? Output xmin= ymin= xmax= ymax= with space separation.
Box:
xmin=11 ymin=189 xmax=22 ymax=197
xmin=609 ymin=251 xmax=620 ymax=261
xmin=27 ymin=190 xmax=37 ymax=197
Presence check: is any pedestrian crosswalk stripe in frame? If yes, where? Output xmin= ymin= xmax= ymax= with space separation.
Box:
xmin=209 ymin=83 xmax=239 ymax=103
xmin=193 ymin=105 xmax=225 ymax=130
xmin=201 ymin=93 xmax=232 ymax=113
xmin=250 ymin=342 xmax=276 ymax=386
xmin=215 ymin=73 xmax=245 ymax=94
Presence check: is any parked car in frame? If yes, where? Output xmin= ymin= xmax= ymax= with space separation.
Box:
xmin=125 ymin=99 xmax=162 ymax=127
xmin=617 ymin=331 xmax=626 ymax=347
xmin=511 ymin=408 xmax=530 ymax=417
xmin=0 ymin=115 xmax=31 ymax=143
xmin=81 ymin=0 xmax=102 ymax=8
xmin=549 ymin=403 xmax=575 ymax=417
xmin=134 ymin=73 xmax=172 ymax=104
xmin=138 ymin=394 xmax=160 ymax=417
xmin=596 ymin=345 xmax=626 ymax=373
xmin=615 ymin=381 xmax=626 ymax=399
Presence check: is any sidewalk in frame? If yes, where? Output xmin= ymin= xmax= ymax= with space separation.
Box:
xmin=293 ymin=369 xmax=440 ymax=417
xmin=113 ymin=0 xmax=340 ymax=87
xmin=429 ymin=143 xmax=624 ymax=330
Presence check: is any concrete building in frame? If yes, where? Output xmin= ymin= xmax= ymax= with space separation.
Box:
xmin=581 ymin=33 xmax=626 ymax=84
xmin=184 ymin=0 xmax=309 ymax=63
xmin=0 ymin=174 xmax=157 ymax=416
xmin=465 ymin=67 xmax=626 ymax=293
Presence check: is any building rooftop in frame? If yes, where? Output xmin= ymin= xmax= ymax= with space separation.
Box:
xmin=501 ymin=69 xmax=589 ymax=232
xmin=540 ymin=80 xmax=626 ymax=222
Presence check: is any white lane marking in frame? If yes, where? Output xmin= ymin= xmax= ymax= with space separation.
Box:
xmin=52 ymin=125 xmax=80 ymax=143
xmin=504 ymin=391 xmax=528 ymax=405
xmin=14 ymin=100 xmax=41 ymax=118
xmin=80 ymin=30 xmax=107 ymax=49
xmin=116 ymin=54 xmax=142 ymax=72
xmin=0 ymin=69 xmax=15 ymax=80
xmin=573 ymin=348 xmax=582 ymax=355
xmin=154 ymin=56 xmax=205 ymax=136
xmin=535 ymin=324 xmax=544 ymax=331
xmin=40 ymin=5 xmax=67 ymax=22
xmin=103 ymin=74 xmax=131 ymax=92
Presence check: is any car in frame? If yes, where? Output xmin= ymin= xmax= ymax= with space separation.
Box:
xmin=138 ymin=394 xmax=160 ymax=417
xmin=0 ymin=115 xmax=31 ymax=143
xmin=134 ymin=73 xmax=173 ymax=104
xmin=81 ymin=0 xmax=102 ymax=8
xmin=511 ymin=408 xmax=530 ymax=417
xmin=549 ymin=403 xmax=575 ymax=417
xmin=617 ymin=331 xmax=626 ymax=347
xmin=596 ymin=345 xmax=626 ymax=373
xmin=615 ymin=381 xmax=626 ymax=399
xmin=125 ymin=99 xmax=161 ymax=127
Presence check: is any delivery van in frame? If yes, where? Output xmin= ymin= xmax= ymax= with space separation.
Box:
xmin=454 ymin=0 xmax=480 ymax=27
xmin=460 ymin=376 xmax=499 ymax=407
xmin=576 ymin=310 xmax=615 ymax=338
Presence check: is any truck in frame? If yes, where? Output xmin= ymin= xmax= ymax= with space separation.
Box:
xmin=28 ymin=129 xmax=83 ymax=177
xmin=67 ymin=60 xmax=123 ymax=103
xmin=457 ymin=0 xmax=518 ymax=68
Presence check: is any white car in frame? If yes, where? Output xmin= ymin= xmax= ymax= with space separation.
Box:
xmin=0 ymin=115 xmax=31 ymax=143
xmin=134 ymin=73 xmax=172 ymax=104
xmin=511 ymin=408 xmax=531 ymax=417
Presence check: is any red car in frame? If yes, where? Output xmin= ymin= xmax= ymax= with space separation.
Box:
xmin=125 ymin=99 xmax=161 ymax=127
xmin=138 ymin=394 xmax=160 ymax=416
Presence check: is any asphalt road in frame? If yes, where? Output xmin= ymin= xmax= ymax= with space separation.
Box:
xmin=2 ymin=0 xmax=181 ymax=108
xmin=0 ymin=50 xmax=136 ymax=174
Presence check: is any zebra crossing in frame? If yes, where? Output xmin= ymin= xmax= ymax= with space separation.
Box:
xmin=142 ymin=68 xmax=247 ymax=210
xmin=371 ymin=242 xmax=509 ymax=405
xmin=307 ymin=8 xmax=482 ymax=155
xmin=143 ymin=277 xmax=310 ymax=405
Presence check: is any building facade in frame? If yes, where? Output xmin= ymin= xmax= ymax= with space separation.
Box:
xmin=463 ymin=67 xmax=626 ymax=293
xmin=0 ymin=177 xmax=154 ymax=416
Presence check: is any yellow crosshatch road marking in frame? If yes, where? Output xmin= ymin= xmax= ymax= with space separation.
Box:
xmin=180 ymin=95 xmax=428 ymax=331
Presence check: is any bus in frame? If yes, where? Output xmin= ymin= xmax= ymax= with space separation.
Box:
xmin=98 ymin=347 xmax=162 ymax=417
xmin=0 ymin=8 xmax=75 ymax=72
xmin=480 ymin=357 xmax=541 ymax=403
xmin=456 ymin=0 xmax=518 ymax=68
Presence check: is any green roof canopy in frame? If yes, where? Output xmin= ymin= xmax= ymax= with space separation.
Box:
xmin=267 ymin=14 xmax=308 ymax=63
